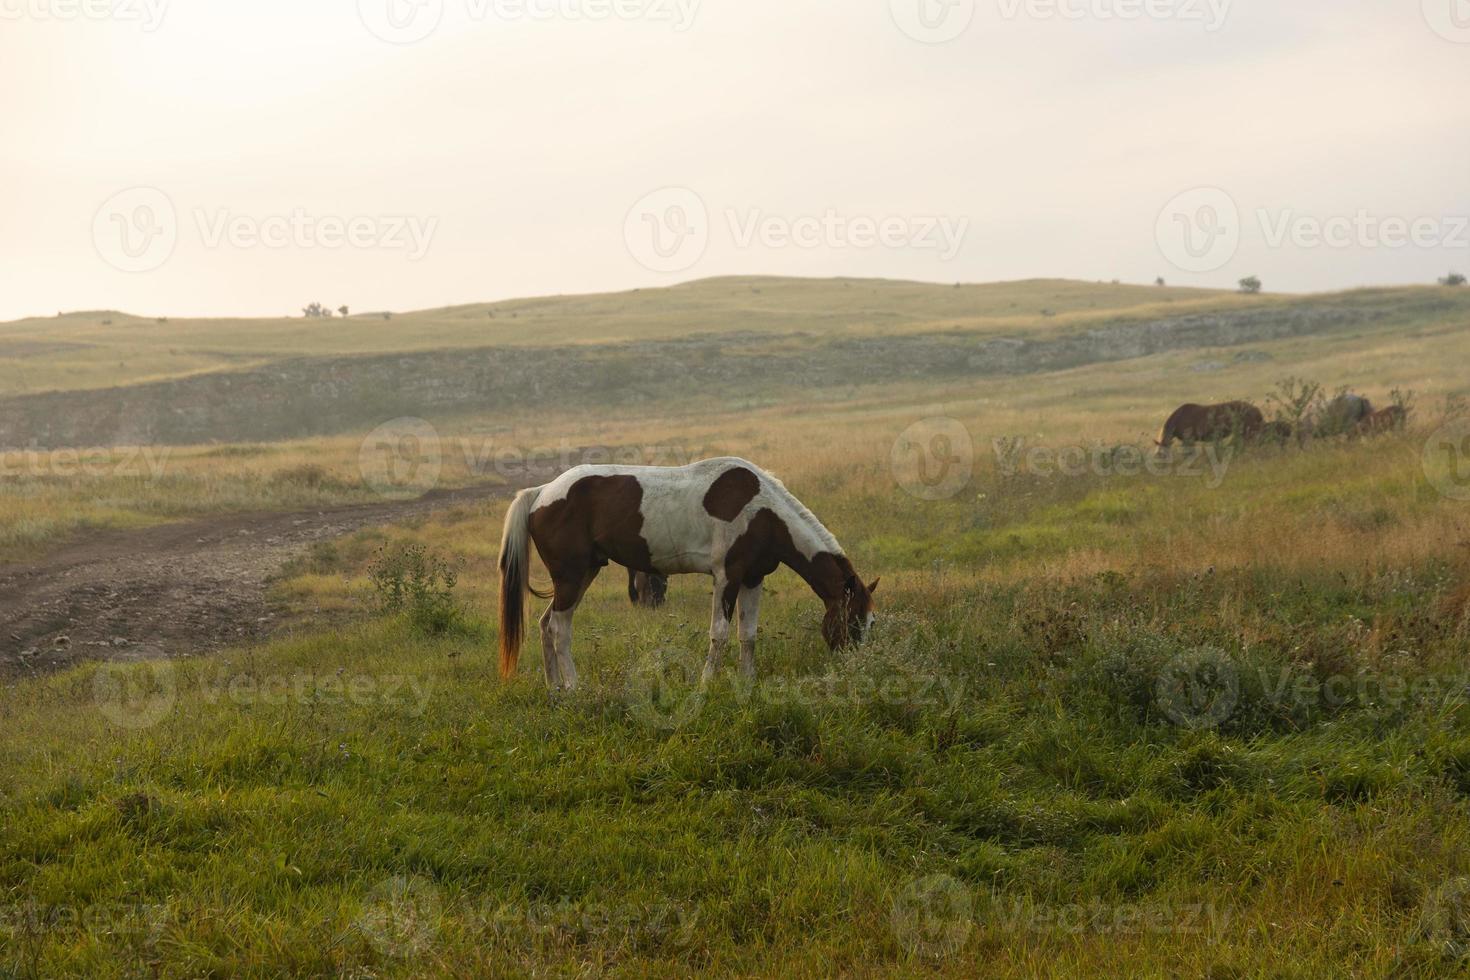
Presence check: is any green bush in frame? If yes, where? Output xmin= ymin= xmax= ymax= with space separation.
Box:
xmin=366 ymin=542 xmax=462 ymax=635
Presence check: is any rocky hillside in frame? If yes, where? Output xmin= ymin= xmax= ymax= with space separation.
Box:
xmin=0 ymin=291 xmax=1456 ymax=449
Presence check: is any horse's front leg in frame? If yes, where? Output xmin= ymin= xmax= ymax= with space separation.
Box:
xmin=701 ymin=573 xmax=737 ymax=687
xmin=737 ymin=583 xmax=762 ymax=681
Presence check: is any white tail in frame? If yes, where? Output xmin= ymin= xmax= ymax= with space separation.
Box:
xmin=498 ymin=485 xmax=546 ymax=679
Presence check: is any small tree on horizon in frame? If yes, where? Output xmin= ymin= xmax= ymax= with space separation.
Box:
xmin=338 ymin=305 xmax=350 ymax=318
xmin=1440 ymin=272 xmax=1466 ymax=287
xmin=1238 ymin=276 xmax=1263 ymax=295
xmin=1155 ymin=277 xmax=1166 ymax=287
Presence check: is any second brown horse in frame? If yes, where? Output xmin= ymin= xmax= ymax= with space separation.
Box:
xmin=1156 ymin=401 xmax=1265 ymax=448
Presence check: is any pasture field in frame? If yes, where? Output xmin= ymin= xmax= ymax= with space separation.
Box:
xmin=3 ymin=278 xmax=1470 ymax=976
xmin=0 ymin=278 xmax=1238 ymax=395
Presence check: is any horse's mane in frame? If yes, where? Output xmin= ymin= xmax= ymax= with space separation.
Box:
xmin=756 ymin=464 xmax=843 ymax=556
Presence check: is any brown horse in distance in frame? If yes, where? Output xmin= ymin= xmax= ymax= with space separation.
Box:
xmin=1156 ymin=401 xmax=1265 ymax=449
xmin=1355 ymin=405 xmax=1407 ymax=436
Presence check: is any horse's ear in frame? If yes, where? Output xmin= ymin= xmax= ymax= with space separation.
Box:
xmin=868 ymin=578 xmax=880 ymax=594
xmin=844 ymin=574 xmax=860 ymax=596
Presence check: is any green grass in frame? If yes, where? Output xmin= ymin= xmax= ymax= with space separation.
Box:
xmin=6 ymin=278 xmax=1470 ymax=975
xmin=6 ymin=431 xmax=1470 ymax=976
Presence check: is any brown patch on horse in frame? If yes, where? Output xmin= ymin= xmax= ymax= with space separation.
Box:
xmin=724 ymin=508 xmax=873 ymax=649
xmin=1356 ymin=406 xmax=1407 ymax=436
xmin=703 ymin=466 xmax=761 ymax=522
xmin=530 ymin=475 xmax=654 ymax=609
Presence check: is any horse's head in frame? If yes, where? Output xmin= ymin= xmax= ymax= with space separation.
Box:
xmin=822 ymin=574 xmax=879 ymax=649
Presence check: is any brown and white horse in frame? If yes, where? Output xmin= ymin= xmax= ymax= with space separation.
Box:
xmin=498 ymin=457 xmax=878 ymax=690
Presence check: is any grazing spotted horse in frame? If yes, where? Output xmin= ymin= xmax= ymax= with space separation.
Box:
xmin=498 ymin=457 xmax=878 ymax=690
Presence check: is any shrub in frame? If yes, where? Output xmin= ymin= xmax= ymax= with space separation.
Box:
xmin=1266 ymin=376 xmax=1323 ymax=433
xmin=1238 ymin=276 xmax=1263 ymax=295
xmin=367 ymin=543 xmax=462 ymax=635
xmin=1438 ymin=272 xmax=1466 ymax=287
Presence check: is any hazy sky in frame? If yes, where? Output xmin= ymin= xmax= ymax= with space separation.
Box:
xmin=2 ymin=0 xmax=1467 ymax=320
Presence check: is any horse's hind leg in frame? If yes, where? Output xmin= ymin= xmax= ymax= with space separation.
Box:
xmin=548 ymin=564 xmax=600 ymax=691
xmin=539 ymin=605 xmax=562 ymax=689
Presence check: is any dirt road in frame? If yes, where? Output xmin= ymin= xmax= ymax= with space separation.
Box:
xmin=0 ymin=483 xmax=517 ymax=679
